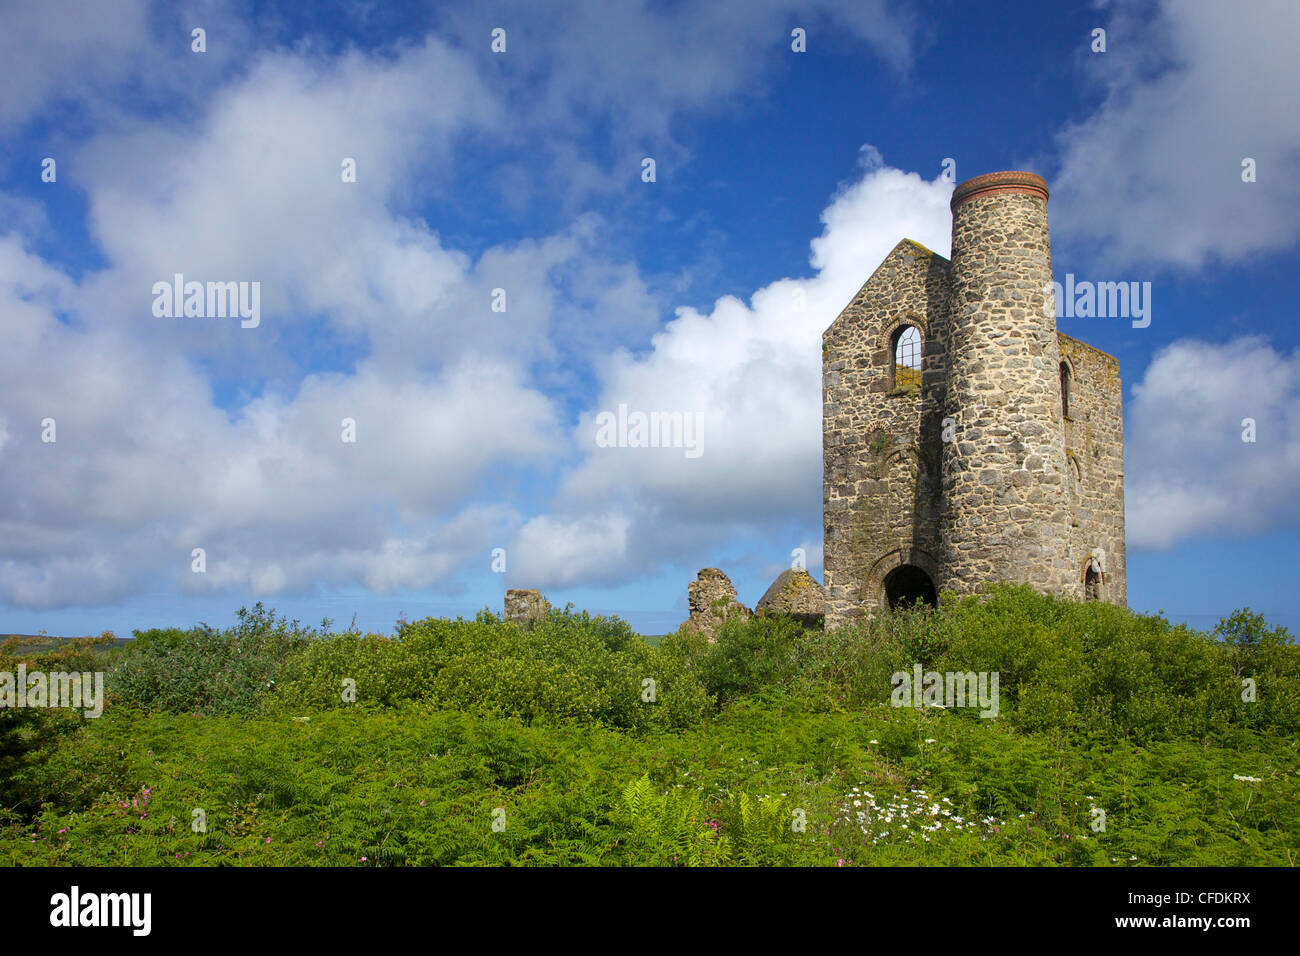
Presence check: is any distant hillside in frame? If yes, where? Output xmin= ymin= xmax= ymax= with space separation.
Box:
xmin=0 ymin=634 xmax=131 ymax=656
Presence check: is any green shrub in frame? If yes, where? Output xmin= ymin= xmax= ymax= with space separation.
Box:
xmin=3 ymin=688 xmax=1296 ymax=866
xmin=1215 ymin=609 xmax=1300 ymax=734
xmin=274 ymin=605 xmax=713 ymax=730
xmin=109 ymin=603 xmax=313 ymax=715
xmin=689 ymin=614 xmax=806 ymax=705
xmin=795 ymin=584 xmax=1297 ymax=743
xmin=0 ymin=633 xmax=118 ymax=816
xmin=128 ymin=627 xmax=191 ymax=652
xmin=3 ymin=589 xmax=1295 ymax=864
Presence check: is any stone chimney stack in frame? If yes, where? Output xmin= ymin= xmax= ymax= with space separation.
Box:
xmin=938 ymin=171 xmax=1072 ymax=596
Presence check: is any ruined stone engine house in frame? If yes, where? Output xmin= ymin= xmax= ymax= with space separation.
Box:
xmin=822 ymin=171 xmax=1125 ymax=628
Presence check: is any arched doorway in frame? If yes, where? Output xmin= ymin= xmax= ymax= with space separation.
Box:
xmin=883 ymin=564 xmax=937 ymax=610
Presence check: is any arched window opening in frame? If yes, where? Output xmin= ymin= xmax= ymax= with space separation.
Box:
xmin=1083 ymin=548 xmax=1105 ymax=602
xmin=893 ymin=326 xmax=922 ymax=389
xmin=883 ymin=564 xmax=937 ymax=610
xmin=1060 ymin=362 xmax=1072 ymax=419
xmin=1084 ymin=566 xmax=1101 ymax=602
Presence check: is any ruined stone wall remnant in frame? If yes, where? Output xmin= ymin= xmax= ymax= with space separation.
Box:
xmin=680 ymin=568 xmax=752 ymax=642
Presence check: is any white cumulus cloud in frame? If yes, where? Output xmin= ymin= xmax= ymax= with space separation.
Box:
xmin=1051 ymin=0 xmax=1300 ymax=268
xmin=1125 ymin=337 xmax=1300 ymax=548
xmin=510 ymin=154 xmax=954 ymax=588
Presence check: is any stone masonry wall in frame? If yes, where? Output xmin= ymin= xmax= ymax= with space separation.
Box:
xmin=937 ymin=180 xmax=1075 ymax=598
xmin=822 ymin=171 xmax=1126 ymax=628
xmin=1059 ymin=333 xmax=1126 ymax=604
xmin=823 ymin=240 xmax=951 ymax=628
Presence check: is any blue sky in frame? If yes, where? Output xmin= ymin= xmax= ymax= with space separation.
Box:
xmin=1 ymin=0 xmax=1297 ymax=638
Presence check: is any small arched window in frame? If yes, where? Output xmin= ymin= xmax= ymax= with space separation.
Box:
xmin=893 ymin=326 xmax=922 ymax=389
xmin=1084 ymin=548 xmax=1106 ymax=602
xmin=1060 ymin=361 xmax=1072 ymax=419
xmin=1084 ymin=564 xmax=1101 ymax=602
